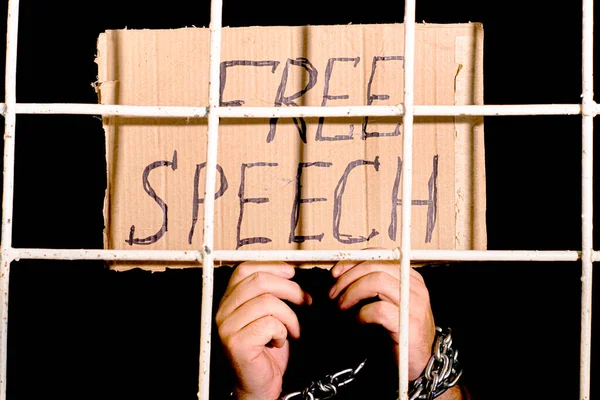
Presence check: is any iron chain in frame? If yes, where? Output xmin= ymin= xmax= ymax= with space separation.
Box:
xmin=406 ymin=327 xmax=463 ymax=400
xmin=280 ymin=359 xmax=366 ymax=400
xmin=279 ymin=327 xmax=462 ymax=400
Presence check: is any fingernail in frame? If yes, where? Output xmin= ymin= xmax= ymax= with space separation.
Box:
xmin=306 ymin=293 xmax=313 ymax=306
xmin=338 ymin=294 xmax=347 ymax=310
xmin=331 ymin=265 xmax=339 ymax=278
xmin=281 ymin=264 xmax=294 ymax=274
xmin=329 ymin=286 xmax=336 ymax=298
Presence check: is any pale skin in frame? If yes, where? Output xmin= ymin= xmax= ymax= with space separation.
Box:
xmin=216 ymin=260 xmax=465 ymax=400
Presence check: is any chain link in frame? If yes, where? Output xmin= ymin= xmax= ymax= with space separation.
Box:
xmin=280 ymin=359 xmax=367 ymax=400
xmin=280 ymin=327 xmax=462 ymax=400
xmin=406 ymin=327 xmax=463 ymax=400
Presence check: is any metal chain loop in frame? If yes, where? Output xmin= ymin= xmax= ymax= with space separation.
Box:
xmin=279 ymin=327 xmax=462 ymax=400
xmin=406 ymin=327 xmax=463 ymax=400
xmin=280 ymin=359 xmax=367 ymax=400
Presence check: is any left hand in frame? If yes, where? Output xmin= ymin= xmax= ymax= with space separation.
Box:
xmin=328 ymin=259 xmax=435 ymax=381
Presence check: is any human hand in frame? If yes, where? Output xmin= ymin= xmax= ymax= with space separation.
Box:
xmin=215 ymin=262 xmax=312 ymax=400
xmin=328 ymin=260 xmax=435 ymax=381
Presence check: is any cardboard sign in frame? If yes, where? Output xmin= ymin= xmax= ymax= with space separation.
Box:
xmin=95 ymin=23 xmax=486 ymax=269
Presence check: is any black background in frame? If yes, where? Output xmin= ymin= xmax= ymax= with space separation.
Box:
xmin=0 ymin=0 xmax=598 ymax=399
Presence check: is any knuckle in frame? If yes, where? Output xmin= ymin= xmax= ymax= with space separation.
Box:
xmin=270 ymin=317 xmax=288 ymax=339
xmin=235 ymin=262 xmax=254 ymax=278
xmin=215 ymin=309 xmax=224 ymax=326
xmin=217 ymin=320 xmax=231 ymax=342
xmin=249 ymin=271 xmax=268 ymax=288
xmin=262 ymin=315 xmax=280 ymax=331
xmin=280 ymin=323 xmax=288 ymax=339
xmin=374 ymin=271 xmax=389 ymax=286
xmin=256 ymin=292 xmax=278 ymax=306
xmin=364 ymin=263 xmax=377 ymax=274
xmin=373 ymin=302 xmax=391 ymax=324
xmin=366 ymin=261 xmax=385 ymax=273
xmin=413 ymin=268 xmax=425 ymax=281
xmin=416 ymin=283 xmax=431 ymax=302
xmin=224 ymin=331 xmax=241 ymax=353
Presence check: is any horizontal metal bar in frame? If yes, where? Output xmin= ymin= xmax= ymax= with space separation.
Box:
xmin=414 ymin=104 xmax=583 ymax=116
xmin=9 ymin=248 xmax=583 ymax=263
xmin=216 ymin=250 xmax=581 ymax=262
xmin=412 ymin=250 xmax=581 ymax=262
xmin=0 ymin=102 xmax=591 ymax=118
xmin=11 ymin=103 xmax=209 ymax=118
xmin=216 ymin=105 xmax=402 ymax=117
xmin=215 ymin=250 xmax=400 ymax=261
xmin=6 ymin=103 xmax=401 ymax=118
xmin=11 ymin=248 xmax=202 ymax=262
xmin=215 ymin=104 xmax=585 ymax=117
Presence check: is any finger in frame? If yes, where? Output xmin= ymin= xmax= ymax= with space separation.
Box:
xmin=217 ymin=272 xmax=311 ymax=325
xmin=337 ymin=270 xmax=430 ymax=310
xmin=331 ymin=263 xmax=426 ymax=300
xmin=410 ymin=267 xmax=426 ymax=285
xmin=331 ymin=247 xmax=388 ymax=278
xmin=330 ymin=260 xmax=360 ymax=279
xmin=357 ymin=301 xmax=399 ymax=342
xmin=219 ymin=293 xmax=302 ymax=339
xmin=225 ymin=261 xmax=295 ymax=297
xmin=225 ymin=316 xmax=289 ymax=359
xmin=408 ymin=268 xmax=430 ymax=304
xmin=337 ymin=271 xmax=399 ymax=310
xmin=356 ymin=299 xmax=434 ymax=341
xmin=330 ymin=261 xmax=399 ymax=300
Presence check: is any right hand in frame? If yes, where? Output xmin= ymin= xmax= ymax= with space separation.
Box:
xmin=216 ymin=262 xmax=312 ymax=400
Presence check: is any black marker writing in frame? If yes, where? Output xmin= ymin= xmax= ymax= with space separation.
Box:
xmin=333 ymin=157 xmax=380 ymax=244
xmin=188 ymin=162 xmax=229 ymax=244
xmin=237 ymin=162 xmax=278 ymax=249
xmin=388 ymin=155 xmax=438 ymax=243
xmin=126 ymin=150 xmax=178 ymax=246
xmin=362 ymin=56 xmax=404 ymax=139
xmin=267 ymin=58 xmax=318 ymax=143
xmin=220 ymin=60 xmax=280 ymax=107
xmin=289 ymin=161 xmax=333 ymax=243
xmin=315 ymin=57 xmax=360 ymax=141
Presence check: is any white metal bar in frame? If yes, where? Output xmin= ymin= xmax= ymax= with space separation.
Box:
xmin=217 ymin=105 xmax=401 ymax=117
xmin=12 ymin=249 xmax=202 ymax=262
xmin=399 ymin=1 xmax=416 ymax=398
xmin=1 ymin=0 xmax=20 ymax=398
xmin=219 ymin=104 xmax=584 ymax=117
xmin=197 ymin=0 xmax=224 ymax=399
xmin=2 ymin=8 xmax=18 ymax=253
xmin=215 ymin=250 xmax=581 ymax=263
xmin=407 ymin=250 xmax=581 ymax=262
xmin=11 ymin=103 xmax=209 ymax=117
xmin=414 ymin=104 xmax=584 ymax=116
xmin=3 ymin=102 xmax=588 ymax=118
xmin=580 ymin=0 xmax=594 ymax=398
xmin=6 ymin=248 xmax=584 ymax=262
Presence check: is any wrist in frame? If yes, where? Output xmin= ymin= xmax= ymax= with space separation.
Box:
xmin=410 ymin=350 xmax=434 ymax=381
xmin=434 ymin=385 xmax=464 ymax=400
xmin=230 ymin=386 xmax=280 ymax=400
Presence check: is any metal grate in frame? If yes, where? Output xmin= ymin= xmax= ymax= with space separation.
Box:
xmin=1 ymin=0 xmax=595 ymax=399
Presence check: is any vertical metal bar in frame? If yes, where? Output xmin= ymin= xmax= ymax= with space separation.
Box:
xmin=197 ymin=0 xmax=224 ymax=399
xmin=399 ymin=1 xmax=416 ymax=399
xmin=580 ymin=0 xmax=594 ymax=398
xmin=0 ymin=0 xmax=20 ymax=398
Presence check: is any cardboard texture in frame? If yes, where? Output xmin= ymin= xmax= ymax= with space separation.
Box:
xmin=95 ymin=23 xmax=486 ymax=270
